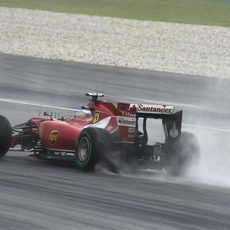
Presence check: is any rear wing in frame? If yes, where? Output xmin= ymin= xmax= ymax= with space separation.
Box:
xmin=136 ymin=104 xmax=183 ymax=140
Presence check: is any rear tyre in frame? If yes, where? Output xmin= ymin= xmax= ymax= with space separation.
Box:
xmin=0 ymin=115 xmax=12 ymax=158
xmin=164 ymin=132 xmax=200 ymax=176
xmin=75 ymin=127 xmax=111 ymax=171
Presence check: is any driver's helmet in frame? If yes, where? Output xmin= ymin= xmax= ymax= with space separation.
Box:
xmin=74 ymin=109 xmax=92 ymax=120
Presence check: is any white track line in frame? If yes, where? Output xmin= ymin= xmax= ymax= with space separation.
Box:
xmin=0 ymin=98 xmax=76 ymax=111
xmin=1 ymin=98 xmax=230 ymax=133
xmin=183 ymin=124 xmax=230 ymax=133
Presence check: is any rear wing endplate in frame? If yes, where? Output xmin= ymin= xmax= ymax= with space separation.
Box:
xmin=136 ymin=109 xmax=183 ymax=139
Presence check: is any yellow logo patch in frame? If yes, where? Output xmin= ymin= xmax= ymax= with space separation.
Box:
xmin=48 ymin=130 xmax=59 ymax=145
xmin=93 ymin=113 xmax=100 ymax=123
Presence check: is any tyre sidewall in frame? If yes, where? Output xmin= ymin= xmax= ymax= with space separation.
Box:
xmin=75 ymin=128 xmax=110 ymax=171
xmin=75 ymin=130 xmax=94 ymax=169
xmin=0 ymin=115 xmax=12 ymax=158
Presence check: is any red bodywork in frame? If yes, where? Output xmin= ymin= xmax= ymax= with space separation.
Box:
xmin=11 ymin=100 xmax=137 ymax=153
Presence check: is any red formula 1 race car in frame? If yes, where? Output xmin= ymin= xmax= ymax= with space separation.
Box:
xmin=0 ymin=93 xmax=199 ymax=175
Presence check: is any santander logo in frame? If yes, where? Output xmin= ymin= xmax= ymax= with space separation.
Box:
xmin=137 ymin=104 xmax=174 ymax=114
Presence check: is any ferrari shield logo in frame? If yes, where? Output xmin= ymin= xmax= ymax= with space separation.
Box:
xmin=93 ymin=113 xmax=100 ymax=123
xmin=48 ymin=130 xmax=59 ymax=145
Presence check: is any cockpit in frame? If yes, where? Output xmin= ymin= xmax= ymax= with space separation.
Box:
xmin=73 ymin=109 xmax=92 ymax=121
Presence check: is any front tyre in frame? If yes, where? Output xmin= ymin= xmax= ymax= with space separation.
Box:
xmin=75 ymin=128 xmax=111 ymax=171
xmin=0 ymin=115 xmax=12 ymax=158
xmin=164 ymin=132 xmax=200 ymax=176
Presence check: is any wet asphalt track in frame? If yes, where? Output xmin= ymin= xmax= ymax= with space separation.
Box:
xmin=1 ymin=53 xmax=230 ymax=230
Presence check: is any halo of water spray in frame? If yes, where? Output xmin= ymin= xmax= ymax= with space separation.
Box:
xmin=185 ymin=127 xmax=230 ymax=187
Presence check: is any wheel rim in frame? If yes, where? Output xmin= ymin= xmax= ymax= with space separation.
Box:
xmin=78 ymin=136 xmax=90 ymax=162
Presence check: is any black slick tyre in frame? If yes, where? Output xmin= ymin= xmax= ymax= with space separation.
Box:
xmin=0 ymin=115 xmax=12 ymax=158
xmin=75 ymin=127 xmax=111 ymax=171
xmin=164 ymin=132 xmax=200 ymax=176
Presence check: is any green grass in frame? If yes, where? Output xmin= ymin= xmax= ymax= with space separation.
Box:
xmin=0 ymin=0 xmax=230 ymax=27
